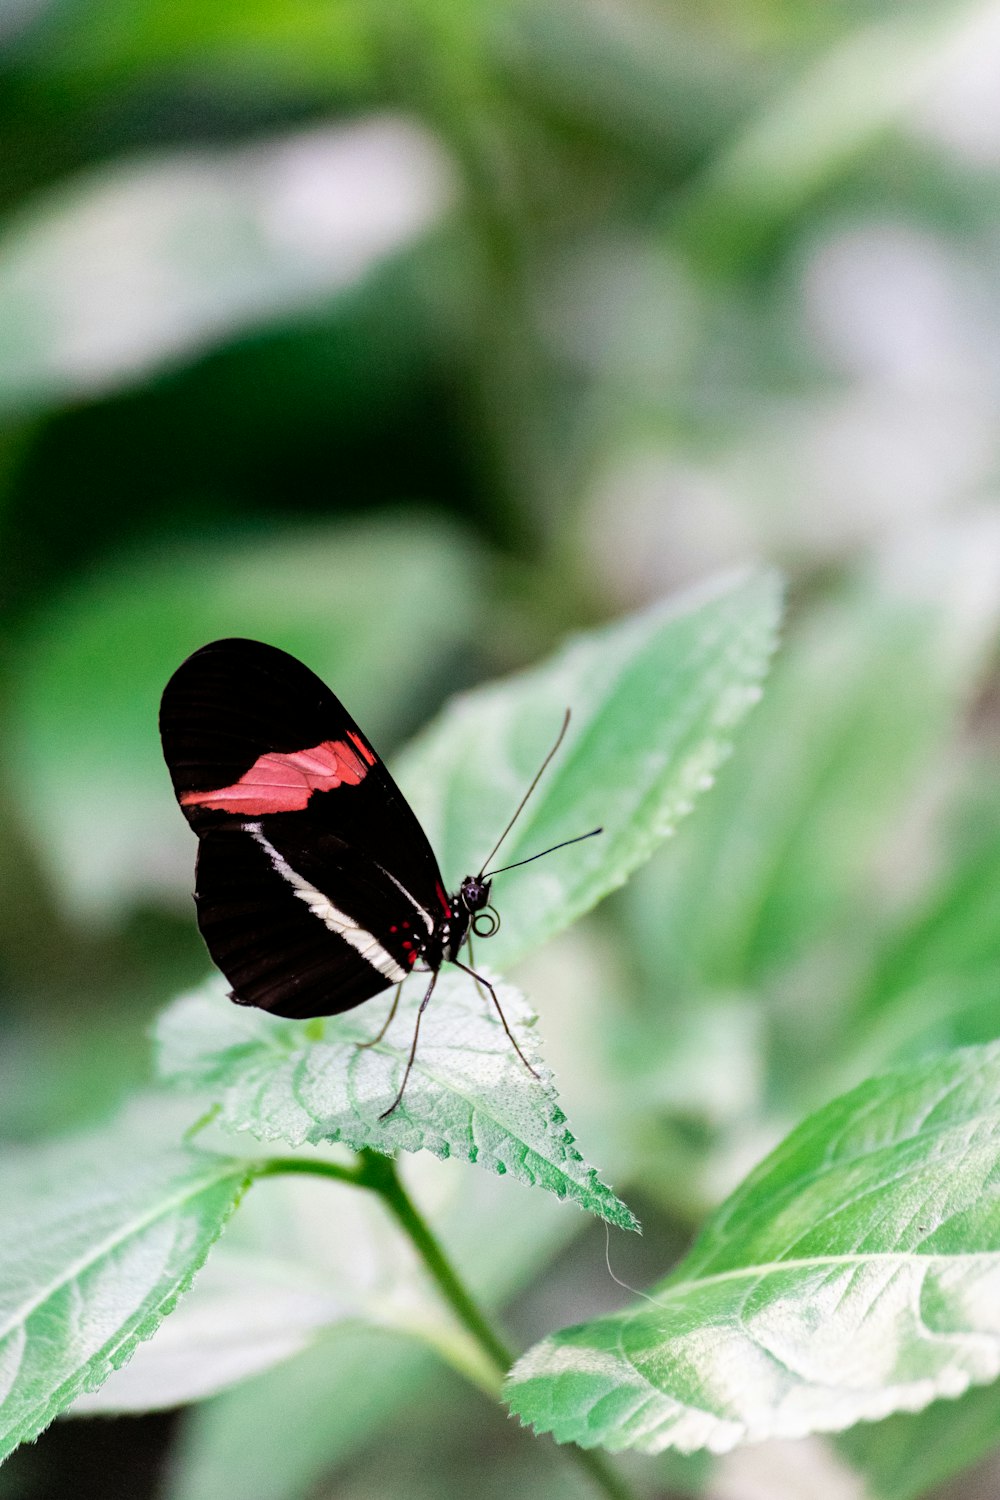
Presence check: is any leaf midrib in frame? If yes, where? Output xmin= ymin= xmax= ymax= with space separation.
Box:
xmin=617 ymin=1247 xmax=1000 ymax=1321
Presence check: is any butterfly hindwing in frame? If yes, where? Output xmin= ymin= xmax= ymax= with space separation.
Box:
xmin=194 ymin=829 xmax=424 ymax=1018
xmin=160 ymin=638 xmax=452 ymax=1017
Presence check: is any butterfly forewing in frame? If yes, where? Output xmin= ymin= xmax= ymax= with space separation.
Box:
xmin=160 ymin=638 xmax=451 ymax=1017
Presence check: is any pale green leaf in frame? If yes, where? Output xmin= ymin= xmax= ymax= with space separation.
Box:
xmin=167 ymin=1327 xmax=431 ymax=1500
xmin=398 ymin=567 xmax=782 ymax=970
xmin=506 ymin=1042 xmax=1000 ymax=1454
xmin=87 ymin=930 xmax=624 ymax=1440
xmin=0 ymin=1121 xmax=250 ymax=1462
xmin=75 ymin=1139 xmax=580 ymax=1414
xmin=156 ymin=974 xmax=636 ymax=1232
xmin=629 ymin=518 xmax=1000 ymax=997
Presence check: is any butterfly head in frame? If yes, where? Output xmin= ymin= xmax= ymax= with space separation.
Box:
xmin=457 ymin=874 xmax=501 ymax=939
xmin=458 ymin=874 xmax=492 ymax=915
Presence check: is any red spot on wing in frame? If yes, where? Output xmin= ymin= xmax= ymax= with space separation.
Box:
xmin=180 ymin=738 xmax=369 ymax=815
xmin=435 ymin=882 xmax=451 ymax=917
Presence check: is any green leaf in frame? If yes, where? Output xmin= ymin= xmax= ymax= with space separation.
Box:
xmin=156 ymin=974 xmax=636 ymax=1231
xmin=147 ymin=1135 xmax=586 ymax=1500
xmin=0 ymin=1118 xmax=250 ymax=1462
xmin=505 ymin=1042 xmax=1000 ymax=1453
xmin=9 ymin=516 xmax=482 ymax=919
xmin=152 ymin=573 xmax=780 ymax=1235
xmin=398 ymin=567 xmax=782 ymax=970
xmin=836 ymin=771 xmax=1000 ymax=1086
xmin=75 ymin=1132 xmax=581 ymax=1414
xmin=629 ymin=521 xmax=1000 ymax=998
xmin=23 ymin=0 xmax=372 ymax=89
xmin=87 ymin=929 xmax=624 ymax=1466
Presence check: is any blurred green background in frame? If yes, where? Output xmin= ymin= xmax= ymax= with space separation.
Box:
xmin=3 ymin=0 xmax=1000 ymax=1497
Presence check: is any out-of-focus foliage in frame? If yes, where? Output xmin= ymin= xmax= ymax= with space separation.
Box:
xmin=3 ymin=0 xmax=1000 ymax=1496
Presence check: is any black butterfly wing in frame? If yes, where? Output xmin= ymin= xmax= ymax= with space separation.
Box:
xmin=160 ymin=638 xmax=450 ymax=1018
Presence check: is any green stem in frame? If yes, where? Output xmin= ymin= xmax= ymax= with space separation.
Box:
xmin=253 ymin=1155 xmax=363 ymax=1190
xmin=355 ymin=1148 xmax=514 ymax=1372
xmin=259 ymin=1151 xmax=641 ymax=1500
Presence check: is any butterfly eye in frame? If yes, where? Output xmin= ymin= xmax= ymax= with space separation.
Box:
xmin=472 ymin=906 xmax=501 ymax=939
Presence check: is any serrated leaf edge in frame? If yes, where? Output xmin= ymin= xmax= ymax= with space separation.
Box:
xmin=0 ymin=1157 xmax=252 ymax=1462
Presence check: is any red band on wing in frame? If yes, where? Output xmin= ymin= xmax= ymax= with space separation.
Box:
xmin=347 ymin=731 xmax=377 ymax=767
xmin=180 ymin=739 xmax=369 ymax=815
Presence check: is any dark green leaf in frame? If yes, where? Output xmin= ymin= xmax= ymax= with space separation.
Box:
xmin=838 ymin=1382 xmax=1000 ymax=1500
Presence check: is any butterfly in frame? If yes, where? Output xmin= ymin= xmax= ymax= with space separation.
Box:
xmin=159 ymin=638 xmax=599 ymax=1116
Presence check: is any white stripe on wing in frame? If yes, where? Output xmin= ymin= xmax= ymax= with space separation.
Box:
xmin=244 ymin=822 xmax=408 ymax=984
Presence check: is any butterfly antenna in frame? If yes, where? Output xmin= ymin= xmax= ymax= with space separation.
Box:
xmin=484 ymin=826 xmax=602 ymax=879
xmin=477 ymin=708 xmax=571 ymax=879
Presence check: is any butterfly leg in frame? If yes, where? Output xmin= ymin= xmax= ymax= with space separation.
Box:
xmin=379 ymin=969 xmax=439 ymax=1119
xmin=450 ymin=958 xmax=540 ymax=1080
xmin=357 ymin=981 xmax=403 ymax=1050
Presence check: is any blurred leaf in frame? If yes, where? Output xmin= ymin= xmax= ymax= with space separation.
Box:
xmin=835 ymin=769 xmax=1000 ymax=1085
xmin=399 ymin=567 xmax=782 ymax=970
xmin=167 ymin=1326 xmax=431 ymax=1500
xmin=499 ymin=0 xmax=756 ymax=164
xmin=630 ymin=518 xmax=1000 ymax=999
xmin=506 ymin=1042 xmax=1000 ymax=1453
xmin=17 ymin=0 xmax=370 ymax=88
xmin=9 ymin=515 xmax=483 ymax=919
xmin=0 ymin=117 xmax=452 ymax=415
xmin=0 ymin=1117 xmax=249 ymax=1461
xmin=675 ymin=6 xmax=973 ymax=265
xmin=156 ymin=973 xmax=636 ymax=1232
xmin=68 ymin=1183 xmax=352 ymax=1413
xmin=838 ymin=1380 xmax=1000 ymax=1500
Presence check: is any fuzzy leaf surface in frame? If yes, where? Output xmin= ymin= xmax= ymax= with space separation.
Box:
xmin=506 ymin=1042 xmax=1000 ymax=1453
xmin=0 ymin=1122 xmax=249 ymax=1462
xmin=156 ymin=974 xmax=636 ymax=1231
